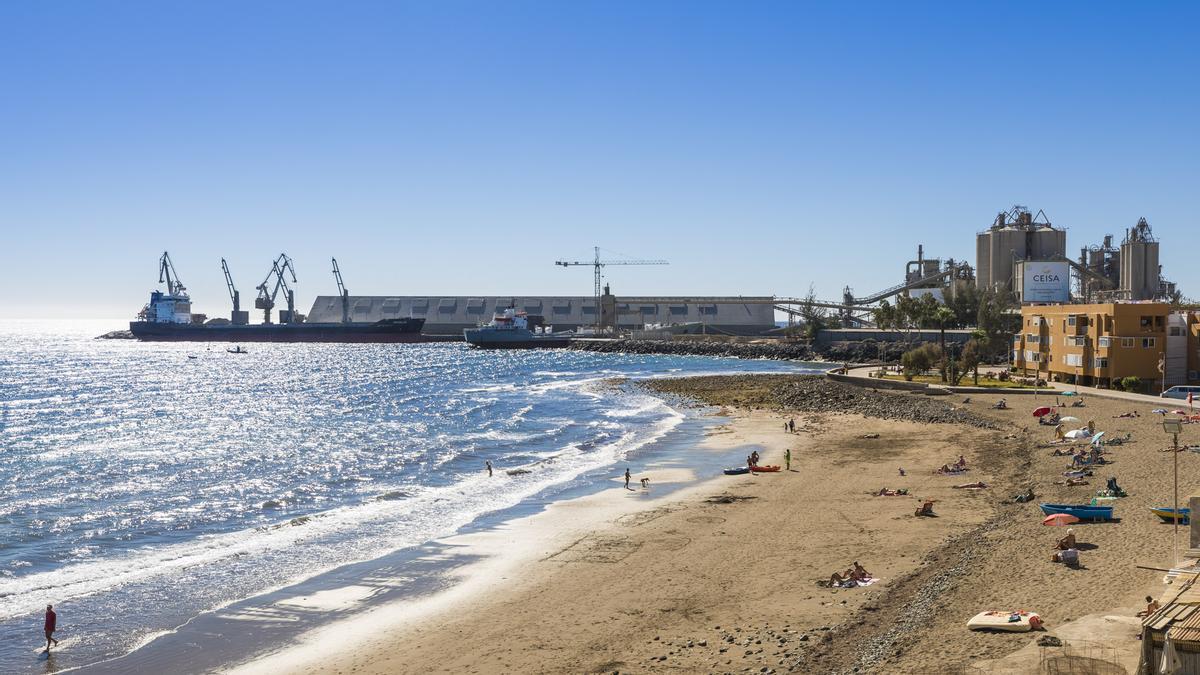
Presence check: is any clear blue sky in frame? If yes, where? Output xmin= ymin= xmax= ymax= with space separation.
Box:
xmin=2 ymin=2 xmax=1196 ymax=319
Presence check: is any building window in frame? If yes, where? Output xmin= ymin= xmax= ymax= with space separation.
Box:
xmin=1121 ymin=337 xmax=1134 ymax=348
xmin=1098 ymin=337 xmax=1111 ymax=348
xmin=1143 ymin=337 xmax=1156 ymax=348
xmin=1170 ymin=326 xmax=1184 ymax=337
xmin=1093 ymin=357 xmax=1108 ymax=369
xmin=1064 ymin=354 xmax=1083 ymax=367
xmin=1068 ymin=316 xmax=1076 ymax=327
xmin=1012 ymin=350 xmax=1021 ymax=362
xmin=1026 ymin=334 xmax=1040 ymax=344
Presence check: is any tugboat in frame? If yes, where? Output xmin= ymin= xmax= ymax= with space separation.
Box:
xmin=463 ymin=307 xmax=572 ymax=349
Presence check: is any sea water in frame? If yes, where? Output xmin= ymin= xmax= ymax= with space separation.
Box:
xmin=0 ymin=320 xmax=825 ymax=671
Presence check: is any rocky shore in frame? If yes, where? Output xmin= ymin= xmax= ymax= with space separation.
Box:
xmin=644 ymin=374 xmax=997 ymax=429
xmin=568 ymin=338 xmax=908 ymax=363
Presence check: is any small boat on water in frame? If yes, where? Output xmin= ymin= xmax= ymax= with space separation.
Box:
xmin=1039 ymin=503 xmax=1114 ymax=521
xmin=750 ymin=465 xmax=781 ymax=473
xmin=723 ymin=467 xmax=750 ymax=475
xmin=227 ymin=346 xmax=248 ymax=354
xmin=1151 ymin=507 xmax=1191 ymax=524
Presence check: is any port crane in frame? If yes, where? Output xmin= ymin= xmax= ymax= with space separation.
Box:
xmin=555 ymin=247 xmax=668 ymax=332
xmin=158 ymin=251 xmax=186 ymax=296
xmin=331 ymin=257 xmax=349 ymax=323
xmin=255 ymin=254 xmax=298 ymax=324
xmin=221 ymin=258 xmax=240 ymax=314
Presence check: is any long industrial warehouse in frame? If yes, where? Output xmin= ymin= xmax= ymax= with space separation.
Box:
xmin=306 ymin=295 xmax=778 ymax=335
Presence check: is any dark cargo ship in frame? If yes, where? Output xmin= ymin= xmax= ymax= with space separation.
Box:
xmin=129 ymin=252 xmax=438 ymax=343
xmin=130 ymin=316 xmax=428 ymax=342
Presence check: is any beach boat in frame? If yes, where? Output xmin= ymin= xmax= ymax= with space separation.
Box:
xmin=750 ymin=465 xmax=781 ymax=473
xmin=967 ymin=610 xmax=1043 ymax=632
xmin=1039 ymin=503 xmax=1114 ymax=521
xmin=1151 ymin=507 xmax=1191 ymax=524
xmin=723 ymin=467 xmax=750 ymax=475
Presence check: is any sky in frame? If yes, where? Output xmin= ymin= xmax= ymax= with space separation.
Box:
xmin=1 ymin=2 xmax=1196 ymax=320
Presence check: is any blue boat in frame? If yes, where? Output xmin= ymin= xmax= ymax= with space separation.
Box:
xmin=1039 ymin=503 xmax=1114 ymax=521
xmin=1151 ymin=507 xmax=1191 ymax=524
xmin=723 ymin=467 xmax=750 ymax=475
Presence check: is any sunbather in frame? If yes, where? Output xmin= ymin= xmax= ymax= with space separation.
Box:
xmin=992 ymin=398 xmax=1008 ymax=410
xmin=1138 ymin=596 xmax=1161 ymax=617
xmin=1056 ymin=529 xmax=1076 ymax=550
xmin=915 ymin=499 xmax=935 ymax=517
xmin=876 ymin=488 xmax=908 ymax=496
xmin=954 ymin=455 xmax=967 ymax=470
xmin=1013 ymin=487 xmax=1035 ymax=503
xmin=953 ymin=481 xmax=988 ymax=489
xmin=1060 ymin=477 xmax=1089 ymax=486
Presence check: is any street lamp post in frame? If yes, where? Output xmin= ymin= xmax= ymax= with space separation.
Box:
xmin=1164 ymin=418 xmax=1184 ymax=564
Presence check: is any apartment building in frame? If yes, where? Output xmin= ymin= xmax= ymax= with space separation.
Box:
xmin=1013 ymin=302 xmax=1200 ymax=393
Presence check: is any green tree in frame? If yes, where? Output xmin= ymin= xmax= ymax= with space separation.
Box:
xmin=959 ymin=338 xmax=982 ymax=385
xmin=934 ymin=305 xmax=956 ymax=382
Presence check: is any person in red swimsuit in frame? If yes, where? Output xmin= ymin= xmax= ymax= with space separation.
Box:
xmin=44 ymin=605 xmax=59 ymax=652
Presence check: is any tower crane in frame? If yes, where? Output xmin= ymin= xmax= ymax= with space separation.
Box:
xmin=158 ymin=251 xmax=186 ymax=296
xmin=331 ymin=257 xmax=349 ymax=323
xmin=254 ymin=254 xmax=298 ymax=324
xmin=555 ymin=247 xmax=668 ymax=332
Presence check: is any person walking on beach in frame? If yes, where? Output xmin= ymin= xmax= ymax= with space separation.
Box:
xmin=44 ymin=604 xmax=59 ymax=652
xmin=624 ymin=468 xmax=632 ymax=490
xmin=785 ymin=448 xmax=791 ymax=471
xmin=485 ymin=460 xmax=492 ymax=477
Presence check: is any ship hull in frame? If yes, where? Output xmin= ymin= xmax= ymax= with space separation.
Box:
xmin=463 ymin=327 xmax=571 ymax=349
xmin=128 ymin=319 xmax=446 ymax=343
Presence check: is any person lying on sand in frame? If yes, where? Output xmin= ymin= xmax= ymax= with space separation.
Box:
xmin=875 ymin=487 xmax=908 ymax=496
xmin=1113 ymin=411 xmax=1140 ymax=419
xmin=1071 ymin=398 xmax=1086 ymax=407
xmin=914 ymin=499 xmax=936 ymax=517
xmin=1138 ymin=596 xmax=1161 ymax=617
xmin=1012 ymin=487 xmax=1036 ymax=503
xmin=953 ymin=481 xmax=988 ymax=489
xmin=1055 ymin=477 xmax=1089 ymax=486
xmin=937 ymin=465 xmax=967 ymax=474
xmin=992 ymin=398 xmax=1008 ymax=409
xmin=1056 ymin=529 xmax=1077 ymax=550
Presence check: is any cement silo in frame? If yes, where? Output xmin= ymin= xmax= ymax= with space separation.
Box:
xmin=1120 ymin=217 xmax=1160 ymax=301
xmin=975 ymin=206 xmax=1066 ymax=292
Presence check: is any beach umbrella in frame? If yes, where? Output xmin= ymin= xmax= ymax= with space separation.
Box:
xmin=1064 ymin=429 xmax=1092 ymax=440
xmin=1032 ymin=406 xmax=1053 ymax=418
xmin=1043 ymin=513 xmax=1081 ymax=526
xmin=1060 ymin=416 xmax=1081 ymax=424
xmin=1091 ymin=431 xmax=1106 ymax=445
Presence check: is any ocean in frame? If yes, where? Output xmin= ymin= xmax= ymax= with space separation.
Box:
xmin=0 ymin=320 xmax=827 ymax=672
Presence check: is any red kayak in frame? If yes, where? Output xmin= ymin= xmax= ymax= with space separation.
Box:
xmin=750 ymin=465 xmax=781 ymax=473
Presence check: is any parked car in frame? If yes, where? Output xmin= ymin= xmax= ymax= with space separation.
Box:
xmin=1161 ymin=385 xmax=1200 ymax=400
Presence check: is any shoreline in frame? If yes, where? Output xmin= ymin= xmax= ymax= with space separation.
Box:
xmin=231 ymin=380 xmax=1006 ymax=674
xmin=75 ymin=372 xmax=1180 ymax=673
xmin=74 ymin=388 xmax=764 ymax=673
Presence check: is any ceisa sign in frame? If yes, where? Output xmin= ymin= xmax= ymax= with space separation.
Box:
xmin=1021 ymin=261 xmax=1069 ymax=302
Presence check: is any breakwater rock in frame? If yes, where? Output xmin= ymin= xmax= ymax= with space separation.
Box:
xmin=96 ymin=330 xmax=135 ymax=340
xmin=644 ymin=374 xmax=997 ymax=429
xmin=568 ymin=339 xmax=907 ymax=363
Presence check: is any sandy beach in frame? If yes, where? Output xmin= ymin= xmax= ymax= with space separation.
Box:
xmin=234 ymin=374 xmax=1196 ymax=674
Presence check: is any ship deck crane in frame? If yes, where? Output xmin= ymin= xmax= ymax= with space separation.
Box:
xmin=221 ymin=258 xmax=240 ymax=313
xmin=254 ymin=254 xmax=297 ymax=324
xmin=555 ymin=246 xmax=668 ymax=332
xmin=331 ymin=257 xmax=349 ymax=323
xmin=158 ymin=251 xmax=186 ymax=296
